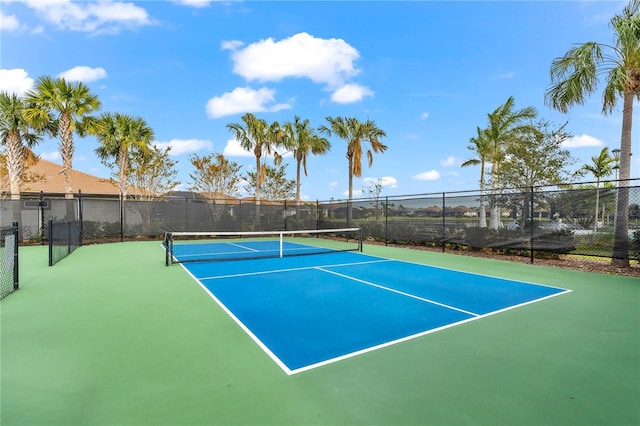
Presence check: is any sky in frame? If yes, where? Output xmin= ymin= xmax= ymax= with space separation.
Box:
xmin=1 ymin=0 xmax=639 ymax=202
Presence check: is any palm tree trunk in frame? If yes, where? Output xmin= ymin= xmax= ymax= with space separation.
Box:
xmin=347 ymin=155 xmax=353 ymax=226
xmin=59 ymin=112 xmax=75 ymax=201
xmin=254 ymin=153 xmax=261 ymax=230
xmin=6 ymin=132 xmax=22 ymax=201
xmin=611 ymin=90 xmax=633 ymax=266
xmin=295 ymin=157 xmax=302 ymax=224
xmin=479 ymin=164 xmax=487 ymax=228
xmin=489 ymin=162 xmax=500 ymax=229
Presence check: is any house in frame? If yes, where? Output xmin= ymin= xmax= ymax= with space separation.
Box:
xmin=3 ymin=158 xmax=119 ymax=196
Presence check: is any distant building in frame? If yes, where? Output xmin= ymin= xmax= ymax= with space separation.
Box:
xmin=2 ymin=158 xmax=118 ymax=196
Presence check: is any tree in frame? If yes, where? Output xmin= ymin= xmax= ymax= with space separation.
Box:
xmin=483 ymin=97 xmax=537 ymax=229
xmin=130 ymin=145 xmax=180 ymax=199
xmin=282 ymin=116 xmax=331 ymax=206
xmin=226 ymin=113 xmax=284 ymax=225
xmin=0 ymin=148 xmax=43 ymax=193
xmin=461 ymin=127 xmax=492 ymax=227
xmin=545 ymin=0 xmax=640 ymax=266
xmin=128 ymin=145 xmax=180 ymax=234
xmin=24 ymin=76 xmax=101 ymax=200
xmin=581 ymin=147 xmax=616 ymax=236
xmin=244 ymin=163 xmax=295 ymax=201
xmin=0 ymin=92 xmax=47 ymax=200
xmin=319 ymin=116 xmax=387 ymax=224
xmin=498 ymin=120 xmax=577 ymax=230
xmin=95 ymin=113 xmax=154 ymax=198
xmin=188 ymin=153 xmax=242 ymax=198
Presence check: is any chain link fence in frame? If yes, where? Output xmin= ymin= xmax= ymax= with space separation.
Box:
xmin=2 ymin=180 xmax=639 ymax=266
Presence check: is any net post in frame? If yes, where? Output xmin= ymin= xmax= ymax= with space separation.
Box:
xmin=164 ymin=232 xmax=171 ymax=266
xmin=359 ymin=227 xmax=363 ymax=252
xmin=279 ymin=232 xmax=284 ymax=258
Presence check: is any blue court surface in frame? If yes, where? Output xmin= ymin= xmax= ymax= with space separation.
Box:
xmin=180 ymin=250 xmax=570 ymax=375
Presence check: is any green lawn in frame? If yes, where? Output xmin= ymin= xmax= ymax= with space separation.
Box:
xmin=1 ymin=241 xmax=638 ymax=425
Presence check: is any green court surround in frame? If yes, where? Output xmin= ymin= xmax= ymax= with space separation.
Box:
xmin=1 ymin=241 xmax=638 ymax=425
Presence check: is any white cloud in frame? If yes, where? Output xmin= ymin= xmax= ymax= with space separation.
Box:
xmin=0 ymin=11 xmax=20 ymax=32
xmin=230 ymin=32 xmax=360 ymax=88
xmin=440 ymin=156 xmax=457 ymax=167
xmin=58 ymin=66 xmax=107 ymax=83
xmin=222 ymin=139 xmax=253 ymax=157
xmin=562 ymin=134 xmax=603 ymax=148
xmin=420 ymin=112 xmax=429 ymax=120
xmin=491 ymin=72 xmax=514 ymax=80
xmin=174 ymin=0 xmax=215 ymax=7
xmin=343 ymin=189 xmax=365 ymax=197
xmin=364 ymin=176 xmax=398 ymax=189
xmin=0 ymin=69 xmax=34 ymax=96
xmin=154 ymin=139 xmax=212 ymax=156
xmin=221 ymin=40 xmax=244 ymax=51
xmin=205 ymin=86 xmax=291 ymax=119
xmin=40 ymin=151 xmax=61 ymax=161
xmin=413 ymin=170 xmax=441 ymax=181
xmin=20 ymin=0 xmax=153 ymax=34
xmin=330 ymin=83 xmax=373 ymax=104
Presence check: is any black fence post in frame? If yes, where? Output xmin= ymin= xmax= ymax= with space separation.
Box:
xmin=12 ymin=221 xmax=18 ymax=290
xmin=385 ymin=196 xmax=389 ymax=246
xmin=284 ymin=200 xmax=287 ymax=231
xmin=119 ymin=192 xmax=124 ymax=242
xmin=530 ymin=186 xmax=535 ymax=264
xmin=48 ymin=218 xmax=53 ymax=267
xmin=78 ymin=190 xmax=83 ymax=245
xmin=441 ymin=192 xmax=446 ymax=253
xmin=39 ymin=191 xmax=45 ymax=245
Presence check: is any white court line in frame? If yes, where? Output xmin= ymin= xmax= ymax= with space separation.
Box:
xmin=228 ymin=242 xmax=260 ymax=252
xmin=315 ymin=266 xmax=480 ymax=317
xmin=198 ymin=258 xmax=393 ymax=281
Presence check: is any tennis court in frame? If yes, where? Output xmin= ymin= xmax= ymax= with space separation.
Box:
xmin=2 ymin=239 xmax=638 ymax=425
xmin=169 ymin=231 xmax=569 ymax=374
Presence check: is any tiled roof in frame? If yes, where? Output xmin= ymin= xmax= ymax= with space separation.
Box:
xmin=20 ymin=159 xmax=118 ymax=195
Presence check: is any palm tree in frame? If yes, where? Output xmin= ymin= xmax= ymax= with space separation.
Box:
xmin=94 ymin=113 xmax=154 ymax=198
xmin=0 ymin=92 xmax=46 ymax=200
xmin=545 ymin=0 xmax=640 ymax=266
xmin=319 ymin=116 xmax=387 ymax=225
xmin=462 ymin=127 xmax=492 ymax=227
xmin=582 ymin=147 xmax=616 ymax=237
xmin=226 ymin=113 xmax=283 ymax=228
xmin=282 ymin=116 xmax=331 ymax=208
xmin=23 ymin=76 xmax=101 ymax=200
xmin=483 ymin=97 xmax=537 ymax=229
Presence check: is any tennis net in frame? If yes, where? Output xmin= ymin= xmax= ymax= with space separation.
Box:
xmin=48 ymin=219 xmax=82 ymax=266
xmin=164 ymin=227 xmax=362 ymax=265
xmin=0 ymin=222 xmax=19 ymax=300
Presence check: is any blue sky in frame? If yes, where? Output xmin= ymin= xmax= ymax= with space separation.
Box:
xmin=1 ymin=0 xmax=639 ymax=201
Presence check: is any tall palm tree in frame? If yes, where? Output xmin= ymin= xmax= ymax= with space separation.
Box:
xmin=484 ymin=97 xmax=537 ymax=229
xmin=0 ymin=92 xmax=46 ymax=200
xmin=23 ymin=76 xmax=101 ymax=200
xmin=282 ymin=116 xmax=331 ymax=207
xmin=582 ymin=147 xmax=616 ymax=237
xmin=545 ymin=0 xmax=640 ymax=266
xmin=94 ymin=113 xmax=154 ymax=197
xmin=226 ymin=113 xmax=283 ymax=228
xmin=461 ymin=127 xmax=492 ymax=227
xmin=319 ymin=116 xmax=387 ymax=225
